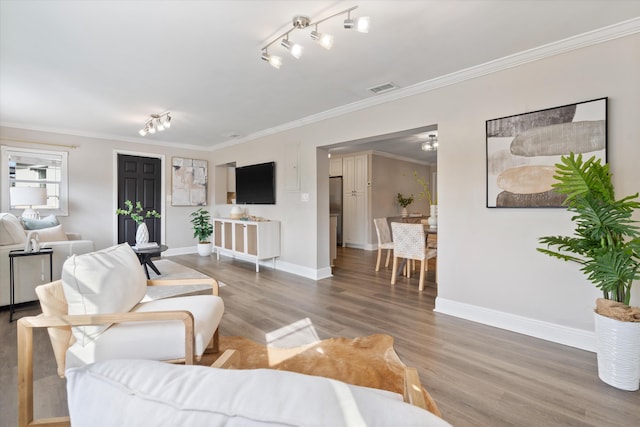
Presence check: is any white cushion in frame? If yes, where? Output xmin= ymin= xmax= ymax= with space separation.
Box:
xmin=20 ymin=214 xmax=59 ymax=230
xmin=66 ymin=359 xmax=452 ymax=427
xmin=0 ymin=213 xmax=26 ymax=245
xmin=62 ymin=243 xmax=147 ymax=345
xmin=65 ymin=295 xmax=224 ymax=369
xmin=35 ymin=224 xmax=68 ymax=242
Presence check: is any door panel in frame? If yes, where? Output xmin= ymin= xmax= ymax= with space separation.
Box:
xmin=117 ymin=154 xmax=162 ymax=244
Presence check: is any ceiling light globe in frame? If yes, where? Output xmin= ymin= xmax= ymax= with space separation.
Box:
xmin=320 ymin=34 xmax=334 ymax=50
xmin=269 ymin=55 xmax=283 ymax=69
xmin=290 ymin=43 xmax=303 ymax=59
xmin=356 ymin=17 xmax=370 ymax=33
xmin=139 ymin=128 xmax=147 ymax=136
xmin=148 ymin=125 xmax=156 ymax=134
xmin=163 ymin=116 xmax=171 ymax=129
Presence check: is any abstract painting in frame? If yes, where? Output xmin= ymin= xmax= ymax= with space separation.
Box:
xmin=486 ymin=97 xmax=607 ymax=208
xmin=171 ymin=157 xmax=208 ymax=206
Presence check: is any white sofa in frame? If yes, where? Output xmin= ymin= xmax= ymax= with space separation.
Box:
xmin=0 ymin=213 xmax=95 ymax=307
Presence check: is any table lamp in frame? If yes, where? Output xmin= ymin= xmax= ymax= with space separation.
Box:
xmin=9 ymin=187 xmax=47 ymax=219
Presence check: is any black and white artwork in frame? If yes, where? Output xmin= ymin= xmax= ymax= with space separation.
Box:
xmin=486 ymin=97 xmax=607 ymax=208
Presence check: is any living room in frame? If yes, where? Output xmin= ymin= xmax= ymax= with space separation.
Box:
xmin=1 ymin=1 xmax=639 ymax=425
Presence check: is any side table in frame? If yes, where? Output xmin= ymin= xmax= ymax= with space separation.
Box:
xmin=131 ymin=244 xmax=168 ymax=279
xmin=9 ymin=248 xmax=53 ymax=322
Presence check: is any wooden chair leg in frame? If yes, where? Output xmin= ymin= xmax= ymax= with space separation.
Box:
xmin=375 ymin=248 xmax=383 ymax=271
xmin=418 ymin=260 xmax=426 ymax=291
xmin=385 ymin=250 xmax=391 ymax=268
xmin=391 ymin=257 xmax=398 ymax=285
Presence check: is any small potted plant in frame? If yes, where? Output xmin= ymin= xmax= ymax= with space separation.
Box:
xmin=538 ymin=153 xmax=640 ymax=391
xmin=396 ymin=193 xmax=414 ymax=218
xmin=190 ymin=208 xmax=214 ymax=256
xmin=116 ymin=200 xmax=161 ymax=246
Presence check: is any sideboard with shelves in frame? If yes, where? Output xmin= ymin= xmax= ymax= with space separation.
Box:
xmin=213 ymin=218 xmax=280 ymax=272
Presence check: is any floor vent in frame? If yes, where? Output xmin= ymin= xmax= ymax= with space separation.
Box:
xmin=368 ymin=81 xmax=398 ymax=94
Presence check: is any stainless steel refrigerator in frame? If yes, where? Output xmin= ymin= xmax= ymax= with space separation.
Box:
xmin=329 ymin=176 xmax=343 ymax=245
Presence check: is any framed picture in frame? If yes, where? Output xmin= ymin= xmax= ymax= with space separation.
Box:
xmin=486 ymin=97 xmax=607 ymax=208
xmin=171 ymin=157 xmax=208 ymax=206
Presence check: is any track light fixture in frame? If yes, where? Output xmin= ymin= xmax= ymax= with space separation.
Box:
xmin=139 ymin=112 xmax=171 ymax=136
xmin=421 ymin=134 xmax=438 ymax=152
xmin=260 ymin=5 xmax=369 ymax=69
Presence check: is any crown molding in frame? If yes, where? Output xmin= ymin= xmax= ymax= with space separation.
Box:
xmin=220 ymin=17 xmax=640 ymax=150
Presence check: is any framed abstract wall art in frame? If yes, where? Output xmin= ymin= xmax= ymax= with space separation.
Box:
xmin=486 ymin=97 xmax=607 ymax=208
xmin=171 ymin=157 xmax=208 ymax=206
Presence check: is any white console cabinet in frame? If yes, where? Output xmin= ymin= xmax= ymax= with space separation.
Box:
xmin=213 ymin=218 xmax=280 ymax=272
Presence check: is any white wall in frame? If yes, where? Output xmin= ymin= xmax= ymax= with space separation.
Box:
xmin=0 ymin=129 xmax=212 ymax=253
xmin=211 ymin=33 xmax=640 ymax=350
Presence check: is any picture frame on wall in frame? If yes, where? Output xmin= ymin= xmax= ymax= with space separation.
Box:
xmin=486 ymin=97 xmax=607 ymax=208
xmin=171 ymin=157 xmax=208 ymax=206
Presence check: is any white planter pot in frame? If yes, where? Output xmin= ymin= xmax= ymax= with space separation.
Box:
xmin=197 ymin=242 xmax=212 ymax=257
xmin=427 ymin=204 xmax=438 ymax=229
xmin=594 ymin=311 xmax=640 ymax=391
xmin=136 ymin=223 xmax=149 ymax=246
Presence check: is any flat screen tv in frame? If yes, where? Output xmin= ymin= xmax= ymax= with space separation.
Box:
xmin=235 ymin=161 xmax=276 ymax=204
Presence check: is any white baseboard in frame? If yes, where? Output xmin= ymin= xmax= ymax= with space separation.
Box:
xmin=434 ymin=297 xmax=596 ymax=352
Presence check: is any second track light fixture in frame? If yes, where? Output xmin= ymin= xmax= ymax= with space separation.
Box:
xmin=139 ymin=112 xmax=171 ymax=136
xmin=261 ymin=5 xmax=369 ymax=69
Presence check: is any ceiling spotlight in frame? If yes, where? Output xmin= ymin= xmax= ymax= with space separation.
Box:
xmin=310 ymin=27 xmax=334 ymax=50
xmin=261 ymin=51 xmax=283 ymax=69
xmin=139 ymin=112 xmax=171 ymax=137
xmin=421 ymin=134 xmax=438 ymax=152
xmin=261 ymin=5 xmax=369 ymax=68
xmin=281 ymin=37 xmax=303 ymax=59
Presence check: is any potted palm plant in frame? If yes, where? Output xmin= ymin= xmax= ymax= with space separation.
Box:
xmin=538 ymin=153 xmax=640 ymax=391
xmin=190 ymin=208 xmax=214 ymax=256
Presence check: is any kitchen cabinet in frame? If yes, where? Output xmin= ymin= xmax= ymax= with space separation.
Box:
xmin=342 ymin=154 xmax=368 ymax=247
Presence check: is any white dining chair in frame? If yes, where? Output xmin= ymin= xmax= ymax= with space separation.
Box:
xmin=373 ymin=218 xmax=394 ymax=271
xmin=390 ymin=222 xmax=437 ymax=291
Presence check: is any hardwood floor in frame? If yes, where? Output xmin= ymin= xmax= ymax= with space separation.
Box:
xmin=1 ymin=247 xmax=638 ymax=426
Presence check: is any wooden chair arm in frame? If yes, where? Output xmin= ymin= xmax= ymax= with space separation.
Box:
xmin=403 ymin=367 xmax=442 ymax=417
xmin=147 ymin=277 xmax=220 ymax=295
xmin=17 ymin=311 xmax=196 ymax=427
xmin=210 ymin=349 xmax=239 ymax=369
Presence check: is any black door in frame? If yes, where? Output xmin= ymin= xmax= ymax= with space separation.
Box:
xmin=117 ymin=154 xmax=162 ymax=244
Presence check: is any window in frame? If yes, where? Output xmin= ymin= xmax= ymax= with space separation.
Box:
xmin=1 ymin=146 xmax=69 ymax=216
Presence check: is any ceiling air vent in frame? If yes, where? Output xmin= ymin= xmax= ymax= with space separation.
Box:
xmin=368 ymin=81 xmax=398 ymax=95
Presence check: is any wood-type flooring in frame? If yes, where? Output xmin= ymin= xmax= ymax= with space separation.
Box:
xmin=1 ymin=247 xmax=638 ymax=426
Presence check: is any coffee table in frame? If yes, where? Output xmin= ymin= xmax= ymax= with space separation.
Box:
xmin=131 ymin=244 xmax=168 ymax=279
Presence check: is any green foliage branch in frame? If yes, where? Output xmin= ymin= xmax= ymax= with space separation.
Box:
xmin=116 ymin=200 xmax=161 ymax=225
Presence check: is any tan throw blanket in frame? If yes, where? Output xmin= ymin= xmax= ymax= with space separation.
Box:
xmin=203 ymin=333 xmax=441 ymax=416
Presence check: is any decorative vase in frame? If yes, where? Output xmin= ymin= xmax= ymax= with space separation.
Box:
xmin=401 ymin=207 xmax=408 ymax=218
xmin=594 ymin=311 xmax=640 ymax=391
xmin=427 ymin=205 xmax=438 ymax=228
xmin=136 ymin=222 xmax=149 ymax=246
xmin=197 ymin=242 xmax=212 ymax=256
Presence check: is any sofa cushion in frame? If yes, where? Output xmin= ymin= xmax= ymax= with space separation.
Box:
xmin=0 ymin=213 xmax=26 ymax=245
xmin=62 ymin=244 xmax=147 ymax=345
xmin=21 ymin=214 xmax=59 ymax=230
xmin=36 ymin=224 xmax=68 ymax=242
xmin=66 ymin=359 xmax=452 ymax=427
xmin=65 ymin=295 xmax=224 ymax=369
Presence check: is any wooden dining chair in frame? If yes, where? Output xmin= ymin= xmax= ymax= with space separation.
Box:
xmin=390 ymin=222 xmax=437 ymax=291
xmin=373 ymin=218 xmax=394 ymax=271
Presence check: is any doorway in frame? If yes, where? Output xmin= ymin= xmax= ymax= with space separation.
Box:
xmin=117 ymin=154 xmax=162 ymax=244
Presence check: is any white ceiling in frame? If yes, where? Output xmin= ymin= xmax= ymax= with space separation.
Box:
xmin=1 ymin=0 xmax=639 ymax=164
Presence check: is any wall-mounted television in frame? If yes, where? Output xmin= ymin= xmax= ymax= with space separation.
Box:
xmin=235 ymin=161 xmax=276 ymax=205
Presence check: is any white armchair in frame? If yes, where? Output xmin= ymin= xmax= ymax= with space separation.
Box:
xmin=17 ymin=243 xmax=224 ymax=427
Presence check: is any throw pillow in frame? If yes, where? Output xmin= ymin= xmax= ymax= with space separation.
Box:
xmin=21 ymin=214 xmax=59 ymax=230
xmin=62 ymin=243 xmax=147 ymax=345
xmin=37 ymin=224 xmax=68 ymax=242
xmin=0 ymin=213 xmax=26 ymax=245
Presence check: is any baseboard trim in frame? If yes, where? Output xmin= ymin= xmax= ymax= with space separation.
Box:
xmin=434 ymin=297 xmax=596 ymax=352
